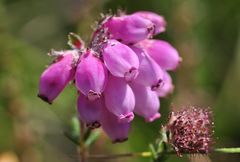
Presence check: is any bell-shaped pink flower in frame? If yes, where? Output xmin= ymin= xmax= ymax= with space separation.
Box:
xmin=75 ymin=49 xmax=108 ymax=101
xmin=139 ymin=39 xmax=181 ymax=70
xmin=100 ymin=105 xmax=130 ymax=143
xmin=38 ymin=51 xmax=76 ymax=104
xmin=104 ymin=14 xmax=155 ymax=44
xmin=104 ymin=74 xmax=135 ymax=123
xmin=77 ymin=93 xmax=103 ymax=129
xmin=131 ymin=46 xmax=164 ymax=91
xmin=102 ymin=39 xmax=139 ymax=82
xmin=157 ymin=71 xmax=174 ymax=97
xmin=132 ymin=11 xmax=166 ymax=35
xmin=130 ymin=82 xmax=160 ymax=122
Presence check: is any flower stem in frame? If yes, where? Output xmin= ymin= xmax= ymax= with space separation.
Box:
xmin=87 ymin=147 xmax=240 ymax=160
xmin=214 ymin=147 xmax=240 ymax=153
xmin=79 ymin=120 xmax=87 ymax=162
xmin=88 ymin=151 xmax=152 ymax=159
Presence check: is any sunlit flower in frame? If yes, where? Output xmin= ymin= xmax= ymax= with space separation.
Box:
xmin=38 ymin=11 xmax=180 ymax=142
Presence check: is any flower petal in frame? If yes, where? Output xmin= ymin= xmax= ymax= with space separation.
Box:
xmin=104 ymin=74 xmax=135 ymax=123
xmin=139 ymin=39 xmax=181 ymax=70
xmin=104 ymin=15 xmax=155 ymax=44
xmin=100 ymin=105 xmax=130 ymax=143
xmin=130 ymin=82 xmax=160 ymax=122
xmin=157 ymin=71 xmax=174 ymax=97
xmin=75 ymin=50 xmax=108 ymax=100
xmin=77 ymin=93 xmax=103 ymax=129
xmin=132 ymin=11 xmax=166 ymax=34
xmin=131 ymin=46 xmax=164 ymax=91
xmin=102 ymin=39 xmax=139 ymax=81
xmin=38 ymin=51 xmax=76 ymax=104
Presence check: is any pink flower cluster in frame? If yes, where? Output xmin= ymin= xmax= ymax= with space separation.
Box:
xmin=38 ymin=11 xmax=181 ymax=143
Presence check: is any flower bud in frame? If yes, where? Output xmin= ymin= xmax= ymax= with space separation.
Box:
xmin=104 ymin=14 xmax=155 ymax=44
xmin=104 ymin=74 xmax=135 ymax=123
xmin=130 ymin=82 xmax=160 ymax=122
xmin=38 ymin=51 xmax=76 ymax=104
xmin=77 ymin=94 xmax=103 ymax=129
xmin=157 ymin=71 xmax=174 ymax=97
xmin=75 ymin=50 xmax=108 ymax=101
xmin=139 ymin=39 xmax=181 ymax=70
xmin=100 ymin=105 xmax=130 ymax=143
xmin=102 ymin=39 xmax=139 ymax=81
xmin=131 ymin=46 xmax=164 ymax=91
xmin=132 ymin=11 xmax=166 ymax=35
xmin=68 ymin=32 xmax=85 ymax=50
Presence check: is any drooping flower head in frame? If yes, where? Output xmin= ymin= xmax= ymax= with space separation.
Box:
xmin=38 ymin=10 xmax=181 ymax=142
xmin=166 ymin=107 xmax=213 ymax=156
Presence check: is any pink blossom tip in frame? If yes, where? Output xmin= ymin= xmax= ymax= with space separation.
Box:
xmin=118 ymin=112 xmax=135 ymax=123
xmin=104 ymin=14 xmax=155 ymax=44
xmin=146 ymin=113 xmax=161 ymax=122
xmin=132 ymin=11 xmax=167 ymax=35
xmin=124 ymin=67 xmax=139 ymax=82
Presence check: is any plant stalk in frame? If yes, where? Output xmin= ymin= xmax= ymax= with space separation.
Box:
xmin=86 ymin=147 xmax=240 ymax=160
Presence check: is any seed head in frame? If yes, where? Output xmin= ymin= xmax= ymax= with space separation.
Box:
xmin=167 ymin=107 xmax=213 ymax=156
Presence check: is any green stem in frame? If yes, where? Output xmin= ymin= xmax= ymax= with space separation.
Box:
xmin=79 ymin=120 xmax=87 ymax=162
xmin=214 ymin=147 xmax=240 ymax=153
xmin=88 ymin=151 xmax=152 ymax=159
xmin=87 ymin=147 xmax=240 ymax=159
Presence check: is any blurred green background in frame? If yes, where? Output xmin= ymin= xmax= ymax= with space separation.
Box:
xmin=0 ymin=0 xmax=240 ymax=162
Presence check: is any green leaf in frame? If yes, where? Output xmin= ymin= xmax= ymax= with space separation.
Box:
xmin=85 ymin=130 xmax=100 ymax=147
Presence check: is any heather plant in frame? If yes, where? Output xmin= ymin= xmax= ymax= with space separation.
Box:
xmin=37 ymin=11 xmax=240 ymax=162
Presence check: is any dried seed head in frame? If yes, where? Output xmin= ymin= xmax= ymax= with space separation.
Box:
xmin=166 ymin=107 xmax=213 ymax=156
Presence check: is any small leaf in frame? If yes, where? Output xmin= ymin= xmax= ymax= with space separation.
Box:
xmin=85 ymin=130 xmax=100 ymax=147
xmin=64 ymin=131 xmax=79 ymax=145
xmin=68 ymin=32 xmax=85 ymax=50
xmin=149 ymin=126 xmax=169 ymax=162
xmin=71 ymin=116 xmax=80 ymax=137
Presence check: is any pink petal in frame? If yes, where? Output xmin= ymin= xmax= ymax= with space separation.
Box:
xmin=130 ymin=82 xmax=161 ymax=122
xmin=139 ymin=39 xmax=181 ymax=70
xmin=100 ymin=105 xmax=130 ymax=143
xmin=75 ymin=49 xmax=108 ymax=101
xmin=38 ymin=51 xmax=76 ymax=104
xmin=131 ymin=46 xmax=164 ymax=91
xmin=102 ymin=39 xmax=139 ymax=82
xmin=157 ymin=71 xmax=174 ymax=97
xmin=104 ymin=74 xmax=135 ymax=123
xmin=104 ymin=15 xmax=155 ymax=44
xmin=132 ymin=11 xmax=166 ymax=34
xmin=77 ymin=93 xmax=103 ymax=129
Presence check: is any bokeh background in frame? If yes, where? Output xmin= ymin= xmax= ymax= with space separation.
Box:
xmin=0 ymin=0 xmax=240 ymax=162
